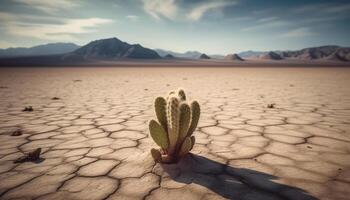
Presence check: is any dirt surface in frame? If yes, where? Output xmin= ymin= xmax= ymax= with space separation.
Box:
xmin=0 ymin=67 xmax=349 ymax=200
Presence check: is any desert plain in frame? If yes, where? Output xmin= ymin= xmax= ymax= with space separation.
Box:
xmin=0 ymin=66 xmax=350 ymax=200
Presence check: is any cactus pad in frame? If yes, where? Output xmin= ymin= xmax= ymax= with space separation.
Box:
xmin=151 ymin=148 xmax=162 ymax=163
xmin=187 ymin=101 xmax=200 ymax=137
xmin=179 ymin=137 xmax=192 ymax=157
xmin=155 ymin=97 xmax=168 ymax=131
xmin=149 ymin=120 xmax=169 ymax=149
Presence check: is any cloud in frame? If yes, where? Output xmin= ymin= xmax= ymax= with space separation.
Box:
xmin=188 ymin=1 xmax=237 ymax=21
xmin=257 ymin=17 xmax=278 ymax=23
xmin=143 ymin=0 xmax=177 ymax=20
xmin=12 ymin=0 xmax=79 ymax=13
xmin=0 ymin=13 xmax=113 ymax=41
xmin=282 ymin=27 xmax=314 ymax=38
xmin=0 ymin=40 xmax=17 ymax=49
xmin=126 ymin=15 xmax=139 ymax=21
xmin=242 ymin=18 xmax=288 ymax=31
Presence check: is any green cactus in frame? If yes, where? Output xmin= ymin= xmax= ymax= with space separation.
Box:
xmin=149 ymin=89 xmax=200 ymax=163
xmin=187 ymin=101 xmax=200 ymax=137
xmin=177 ymin=89 xmax=186 ymax=101
xmin=155 ymin=97 xmax=168 ymax=131
xmin=151 ymin=148 xmax=162 ymax=163
xmin=190 ymin=136 xmax=195 ymax=150
xmin=178 ymin=103 xmax=191 ymax=146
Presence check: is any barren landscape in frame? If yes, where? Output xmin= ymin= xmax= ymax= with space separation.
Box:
xmin=0 ymin=66 xmax=349 ymax=200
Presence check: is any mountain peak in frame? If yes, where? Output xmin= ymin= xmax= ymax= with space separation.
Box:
xmin=199 ymin=54 xmax=211 ymax=59
xmin=225 ymin=53 xmax=244 ymax=61
xmin=68 ymin=37 xmax=160 ymax=59
xmin=260 ymin=51 xmax=283 ymax=60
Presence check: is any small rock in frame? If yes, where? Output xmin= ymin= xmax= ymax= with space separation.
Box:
xmin=74 ymin=80 xmax=82 ymax=82
xmin=14 ymin=148 xmax=43 ymax=163
xmin=307 ymin=146 xmax=312 ymax=149
xmin=338 ymin=168 xmax=342 ymax=171
xmin=144 ymin=88 xmax=148 ymax=91
xmin=11 ymin=129 xmax=22 ymax=136
xmin=0 ymin=86 xmax=8 ymax=89
xmin=267 ymin=104 xmax=275 ymax=109
xmin=51 ymin=97 xmax=60 ymax=100
xmin=22 ymin=106 xmax=33 ymax=112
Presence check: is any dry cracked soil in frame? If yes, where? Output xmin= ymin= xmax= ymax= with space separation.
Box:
xmin=0 ymin=67 xmax=349 ymax=200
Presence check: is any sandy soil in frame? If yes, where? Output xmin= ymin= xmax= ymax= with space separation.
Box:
xmin=0 ymin=67 xmax=349 ymax=200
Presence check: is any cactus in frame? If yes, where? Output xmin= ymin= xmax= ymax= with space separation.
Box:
xmin=149 ymin=89 xmax=200 ymax=163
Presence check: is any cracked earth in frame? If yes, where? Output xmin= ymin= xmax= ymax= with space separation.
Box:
xmin=0 ymin=67 xmax=349 ymax=200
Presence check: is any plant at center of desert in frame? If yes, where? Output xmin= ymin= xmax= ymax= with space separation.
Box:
xmin=149 ymin=89 xmax=200 ymax=163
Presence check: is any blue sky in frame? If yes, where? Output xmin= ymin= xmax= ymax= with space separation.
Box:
xmin=0 ymin=0 xmax=349 ymax=54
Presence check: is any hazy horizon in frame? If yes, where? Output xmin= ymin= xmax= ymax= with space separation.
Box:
xmin=1 ymin=0 xmax=350 ymax=54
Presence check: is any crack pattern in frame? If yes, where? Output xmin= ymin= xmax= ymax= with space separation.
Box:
xmin=0 ymin=67 xmax=350 ymax=200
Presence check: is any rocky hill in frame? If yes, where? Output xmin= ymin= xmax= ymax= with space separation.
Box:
xmin=199 ymin=54 xmax=211 ymax=59
xmin=260 ymin=51 xmax=283 ymax=60
xmin=225 ymin=54 xmax=244 ymax=61
xmin=240 ymin=46 xmax=350 ymax=61
xmin=65 ymin=38 xmax=160 ymax=59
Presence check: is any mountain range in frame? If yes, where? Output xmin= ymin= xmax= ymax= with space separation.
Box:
xmin=239 ymin=46 xmax=350 ymax=61
xmin=0 ymin=43 xmax=80 ymax=58
xmin=155 ymin=49 xmax=202 ymax=59
xmin=0 ymin=37 xmax=349 ymax=65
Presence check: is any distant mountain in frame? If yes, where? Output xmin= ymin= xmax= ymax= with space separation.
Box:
xmin=327 ymin=48 xmax=350 ymax=61
xmin=0 ymin=43 xmax=80 ymax=58
xmin=65 ymin=38 xmax=160 ymax=60
xmin=164 ymin=54 xmax=175 ymax=58
xmin=281 ymin=46 xmax=350 ymax=61
xmin=155 ymin=49 xmax=202 ymax=59
xmin=199 ymin=54 xmax=211 ymax=59
xmin=239 ymin=46 xmax=350 ymax=61
xmin=238 ymin=50 xmax=267 ymax=58
xmin=209 ymin=54 xmax=225 ymax=59
xmin=225 ymin=54 xmax=244 ymax=61
xmin=260 ymin=51 xmax=283 ymax=60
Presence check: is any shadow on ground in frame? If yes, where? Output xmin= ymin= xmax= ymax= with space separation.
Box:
xmin=161 ymin=154 xmax=318 ymax=200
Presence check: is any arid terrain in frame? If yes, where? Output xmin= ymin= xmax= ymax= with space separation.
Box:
xmin=0 ymin=66 xmax=350 ymax=200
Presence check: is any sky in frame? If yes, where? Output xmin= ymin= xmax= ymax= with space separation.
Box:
xmin=0 ymin=0 xmax=350 ymax=54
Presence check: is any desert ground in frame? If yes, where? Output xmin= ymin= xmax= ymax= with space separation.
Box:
xmin=0 ymin=66 xmax=350 ymax=200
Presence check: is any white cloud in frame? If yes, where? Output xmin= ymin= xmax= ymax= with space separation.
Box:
xmin=143 ymin=0 xmax=178 ymax=20
xmin=126 ymin=15 xmax=139 ymax=21
xmin=0 ymin=13 xmax=113 ymax=41
xmin=257 ymin=17 xmax=278 ymax=23
xmin=282 ymin=27 xmax=314 ymax=38
xmin=0 ymin=40 xmax=17 ymax=49
xmin=188 ymin=1 xmax=237 ymax=21
xmin=242 ymin=20 xmax=288 ymax=31
xmin=12 ymin=0 xmax=79 ymax=13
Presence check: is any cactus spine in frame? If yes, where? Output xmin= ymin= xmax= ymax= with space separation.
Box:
xmin=149 ymin=89 xmax=200 ymax=163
